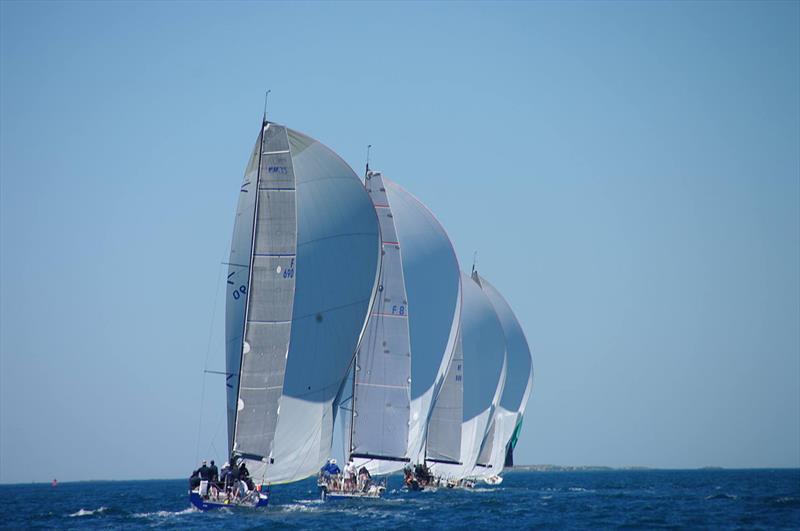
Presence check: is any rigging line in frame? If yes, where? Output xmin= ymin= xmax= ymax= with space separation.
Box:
xmin=206 ymin=406 xmax=226 ymax=462
xmin=195 ymin=246 xmax=228 ymax=465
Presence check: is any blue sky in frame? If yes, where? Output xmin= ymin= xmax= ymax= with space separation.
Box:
xmin=1 ymin=1 xmax=798 ymax=483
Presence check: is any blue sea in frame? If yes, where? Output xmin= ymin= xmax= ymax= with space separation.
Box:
xmin=3 ymin=469 xmax=798 ymax=529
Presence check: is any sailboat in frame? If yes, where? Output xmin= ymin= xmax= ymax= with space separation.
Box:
xmin=329 ymin=170 xmax=461 ymax=498
xmin=426 ymin=271 xmax=507 ymax=486
xmin=191 ymin=118 xmax=381 ymax=510
xmin=469 ymin=273 xmax=534 ymax=485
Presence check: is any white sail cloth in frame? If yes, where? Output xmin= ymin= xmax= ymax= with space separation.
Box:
xmin=470 ymin=274 xmax=534 ymax=478
xmin=385 ymin=179 xmax=461 ymax=465
xmin=349 ymin=174 xmax=461 ymax=475
xmin=429 ymin=272 xmax=507 ymax=479
xmin=349 ymin=171 xmax=412 ymax=475
xmin=225 ymin=123 xmax=380 ymax=484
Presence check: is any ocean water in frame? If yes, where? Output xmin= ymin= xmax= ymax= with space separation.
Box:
xmin=2 ymin=469 xmax=798 ymax=529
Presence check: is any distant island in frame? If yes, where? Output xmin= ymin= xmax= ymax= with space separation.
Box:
xmin=512 ymin=465 xmax=670 ymax=472
xmin=509 ymin=465 xmax=737 ymax=472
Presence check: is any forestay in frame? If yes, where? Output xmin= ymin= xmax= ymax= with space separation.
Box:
xmin=226 ymin=122 xmax=381 ymax=484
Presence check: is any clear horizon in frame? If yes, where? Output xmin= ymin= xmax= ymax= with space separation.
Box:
xmin=1 ymin=1 xmax=798 ymax=484
xmin=3 ymin=464 xmax=800 ymax=487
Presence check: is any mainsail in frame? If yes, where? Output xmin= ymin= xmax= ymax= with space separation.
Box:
xmin=225 ymin=121 xmax=381 ymax=484
xmin=348 ymin=171 xmax=412 ymax=473
xmin=471 ymin=274 xmax=533 ymax=477
xmin=428 ymin=271 xmax=507 ymax=479
xmin=348 ymin=173 xmax=461 ymax=474
xmin=383 ymin=179 xmax=461 ymax=464
xmin=425 ymin=326 xmax=464 ymax=465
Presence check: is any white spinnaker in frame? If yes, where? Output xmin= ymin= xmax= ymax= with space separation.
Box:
xmin=383 ymin=179 xmax=461 ymax=464
xmin=228 ymin=122 xmax=381 ymax=484
xmin=471 ymin=274 xmax=534 ymax=477
xmin=430 ymin=272 xmax=506 ymax=479
xmin=349 ymin=171 xmax=411 ymax=475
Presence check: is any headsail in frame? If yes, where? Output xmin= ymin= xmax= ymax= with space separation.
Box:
xmin=226 ymin=122 xmax=381 ymax=484
xmin=225 ymin=134 xmax=261 ymax=454
xmin=429 ymin=271 xmax=506 ymax=479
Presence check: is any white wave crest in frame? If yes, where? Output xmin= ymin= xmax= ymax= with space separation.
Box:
xmin=69 ymin=506 xmax=107 ymax=517
xmin=133 ymin=507 xmax=197 ymax=518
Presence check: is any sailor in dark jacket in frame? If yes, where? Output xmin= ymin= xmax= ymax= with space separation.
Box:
xmin=194 ymin=460 xmax=211 ymax=481
xmin=208 ymin=460 xmax=219 ymax=483
xmin=189 ymin=468 xmax=201 ymax=490
xmin=189 ymin=460 xmax=209 ymax=491
xmin=239 ymin=460 xmax=254 ymax=490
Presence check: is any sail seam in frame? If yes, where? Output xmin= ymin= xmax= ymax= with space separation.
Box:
xmin=357 ymin=382 xmax=409 ymax=390
xmin=297 ymin=232 xmax=378 ymax=247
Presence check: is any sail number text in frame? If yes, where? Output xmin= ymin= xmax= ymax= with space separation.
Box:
xmin=232 ymin=285 xmax=247 ymax=300
xmin=283 ymin=258 xmax=295 ymax=279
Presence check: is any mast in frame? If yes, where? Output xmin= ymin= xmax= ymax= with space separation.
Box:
xmin=348 ymin=346 xmax=357 ymax=462
xmin=347 ymin=158 xmax=372 ymax=462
